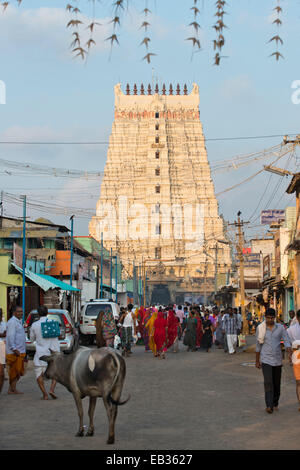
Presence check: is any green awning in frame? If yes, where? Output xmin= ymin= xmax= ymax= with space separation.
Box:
xmin=12 ymin=263 xmax=80 ymax=292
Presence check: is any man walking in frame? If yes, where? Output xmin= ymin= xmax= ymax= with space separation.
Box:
xmin=0 ymin=308 xmax=7 ymax=393
xmin=288 ymin=310 xmax=300 ymax=343
xmin=30 ymin=305 xmax=60 ymax=400
xmin=222 ymin=307 xmax=241 ymax=354
xmin=246 ymin=311 xmax=253 ymax=335
xmin=256 ymin=308 xmax=291 ymax=414
xmin=6 ymin=305 xmax=26 ymax=394
xmin=175 ymin=305 xmax=184 ymax=340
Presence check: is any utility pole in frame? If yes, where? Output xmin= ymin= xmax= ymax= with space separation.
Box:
xmin=100 ymin=232 xmax=103 ymax=299
xmin=203 ymin=255 xmax=208 ymax=305
xmin=143 ymin=259 xmax=146 ymax=306
xmin=115 ymin=254 xmax=118 ymax=304
xmin=138 ymin=263 xmax=141 ymax=306
xmin=70 ymin=215 xmax=74 ymax=287
xmin=0 ymin=190 xmax=3 ymax=229
xmin=22 ymin=195 xmax=26 ymax=323
xmin=229 ymin=212 xmax=249 ymax=332
xmin=214 ymin=243 xmax=218 ymax=297
xmin=110 ymin=248 xmax=113 ymax=299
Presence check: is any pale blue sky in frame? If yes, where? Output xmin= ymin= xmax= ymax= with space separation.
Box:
xmin=0 ymin=0 xmax=299 ymax=240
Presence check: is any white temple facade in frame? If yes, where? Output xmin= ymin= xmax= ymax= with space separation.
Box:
xmin=89 ymin=83 xmax=231 ymax=304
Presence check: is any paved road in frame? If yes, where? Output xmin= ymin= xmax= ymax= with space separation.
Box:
xmin=0 ymin=339 xmax=299 ymax=450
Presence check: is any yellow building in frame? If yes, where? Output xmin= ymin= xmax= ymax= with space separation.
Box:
xmin=0 ymin=255 xmax=26 ymax=321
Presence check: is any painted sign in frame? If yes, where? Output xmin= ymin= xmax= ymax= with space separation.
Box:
xmin=261 ymin=210 xmax=285 ymax=225
xmin=236 ymin=253 xmax=261 ymax=267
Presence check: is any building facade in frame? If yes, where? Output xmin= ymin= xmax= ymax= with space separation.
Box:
xmin=90 ymin=83 xmax=231 ymax=304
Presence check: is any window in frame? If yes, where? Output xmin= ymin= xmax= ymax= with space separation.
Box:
xmin=3 ymin=238 xmax=14 ymax=250
xmin=155 ymin=167 xmax=160 ymax=176
xmin=155 ymin=112 xmax=159 ymax=118
xmin=85 ymin=304 xmax=112 ymax=317
xmin=155 ymin=151 xmax=160 ymax=159
xmin=155 ymin=247 xmax=161 ymax=259
xmin=155 ymin=123 xmax=159 ymax=131
xmin=155 ymin=185 xmax=161 ymax=194
xmin=155 ymin=203 xmax=160 ymax=213
xmin=155 ymin=136 xmax=159 ymax=144
xmin=156 ymin=224 xmax=161 ymax=235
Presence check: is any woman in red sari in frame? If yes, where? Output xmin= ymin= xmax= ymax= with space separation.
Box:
xmin=137 ymin=307 xmax=146 ymax=336
xmin=195 ymin=309 xmax=203 ymax=349
xmin=154 ymin=309 xmax=168 ymax=359
xmin=167 ymin=309 xmax=179 ymax=353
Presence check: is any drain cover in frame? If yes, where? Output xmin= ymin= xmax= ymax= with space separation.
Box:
xmin=241 ymin=362 xmax=256 ymax=367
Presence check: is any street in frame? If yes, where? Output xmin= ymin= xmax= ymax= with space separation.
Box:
xmin=0 ymin=339 xmax=299 ymax=450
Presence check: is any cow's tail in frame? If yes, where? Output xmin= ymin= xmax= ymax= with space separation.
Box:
xmin=107 ymin=350 xmax=130 ymax=406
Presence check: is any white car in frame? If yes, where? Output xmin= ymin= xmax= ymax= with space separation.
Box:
xmin=79 ymin=300 xmax=120 ymax=346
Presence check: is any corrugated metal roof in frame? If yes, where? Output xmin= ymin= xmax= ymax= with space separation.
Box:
xmin=11 ymin=262 xmax=80 ymax=292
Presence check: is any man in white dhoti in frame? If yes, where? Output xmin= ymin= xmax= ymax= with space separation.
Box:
xmin=222 ymin=308 xmax=241 ymax=355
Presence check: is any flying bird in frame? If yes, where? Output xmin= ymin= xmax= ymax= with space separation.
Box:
xmin=86 ymin=22 xmax=101 ymax=33
xmin=269 ymin=51 xmax=284 ymax=61
xmin=106 ymin=34 xmax=119 ymax=46
xmin=190 ymin=6 xmax=200 ymax=16
xmin=67 ymin=19 xmax=83 ymax=28
xmin=86 ymin=38 xmax=96 ymax=49
xmin=140 ymin=21 xmax=150 ymax=31
xmin=143 ymin=53 xmax=157 ymax=64
xmin=186 ymin=37 xmax=201 ymax=49
xmin=268 ymin=35 xmax=283 ymax=45
xmin=72 ymin=47 xmax=87 ymax=60
xmin=214 ymin=52 xmax=228 ymax=65
xmin=142 ymin=8 xmax=151 ymax=16
xmin=113 ymin=0 xmax=124 ymax=9
xmin=110 ymin=16 xmax=120 ymax=28
xmin=189 ymin=21 xmax=201 ymax=32
xmin=140 ymin=37 xmax=151 ymax=49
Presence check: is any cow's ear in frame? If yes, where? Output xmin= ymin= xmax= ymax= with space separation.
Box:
xmin=39 ymin=355 xmax=53 ymax=363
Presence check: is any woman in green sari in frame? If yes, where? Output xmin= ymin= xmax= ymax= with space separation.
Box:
xmin=183 ymin=309 xmax=198 ymax=352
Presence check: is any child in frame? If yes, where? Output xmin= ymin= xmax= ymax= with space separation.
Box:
xmin=292 ymin=340 xmax=300 ymax=411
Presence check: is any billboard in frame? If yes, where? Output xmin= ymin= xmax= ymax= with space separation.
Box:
xmin=236 ymin=253 xmax=261 ymax=268
xmin=260 ymin=210 xmax=285 ymax=225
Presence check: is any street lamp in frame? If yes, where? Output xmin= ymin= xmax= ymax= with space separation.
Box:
xmin=264 ymin=165 xmax=293 ymax=177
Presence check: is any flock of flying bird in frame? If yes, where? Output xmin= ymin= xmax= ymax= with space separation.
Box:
xmin=0 ymin=0 xmax=286 ymax=63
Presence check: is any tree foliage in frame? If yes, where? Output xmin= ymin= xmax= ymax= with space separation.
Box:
xmin=2 ymin=0 xmax=284 ymax=64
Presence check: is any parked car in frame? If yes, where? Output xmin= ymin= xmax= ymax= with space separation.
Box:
xmin=79 ymin=300 xmax=120 ymax=346
xmin=25 ymin=309 xmax=77 ymax=355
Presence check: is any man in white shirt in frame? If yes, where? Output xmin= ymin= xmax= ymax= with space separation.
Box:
xmin=30 ymin=305 xmax=60 ymax=400
xmin=288 ymin=310 xmax=300 ymax=344
xmin=6 ymin=305 xmax=26 ymax=394
xmin=119 ymin=304 xmax=138 ymax=357
xmin=0 ymin=308 xmax=7 ymax=394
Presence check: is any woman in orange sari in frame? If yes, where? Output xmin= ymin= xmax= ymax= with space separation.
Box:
xmin=145 ymin=308 xmax=158 ymax=357
xmin=141 ymin=308 xmax=152 ymax=351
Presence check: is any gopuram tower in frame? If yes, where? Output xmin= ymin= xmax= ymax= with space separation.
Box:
xmin=89 ymin=83 xmax=231 ymax=305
